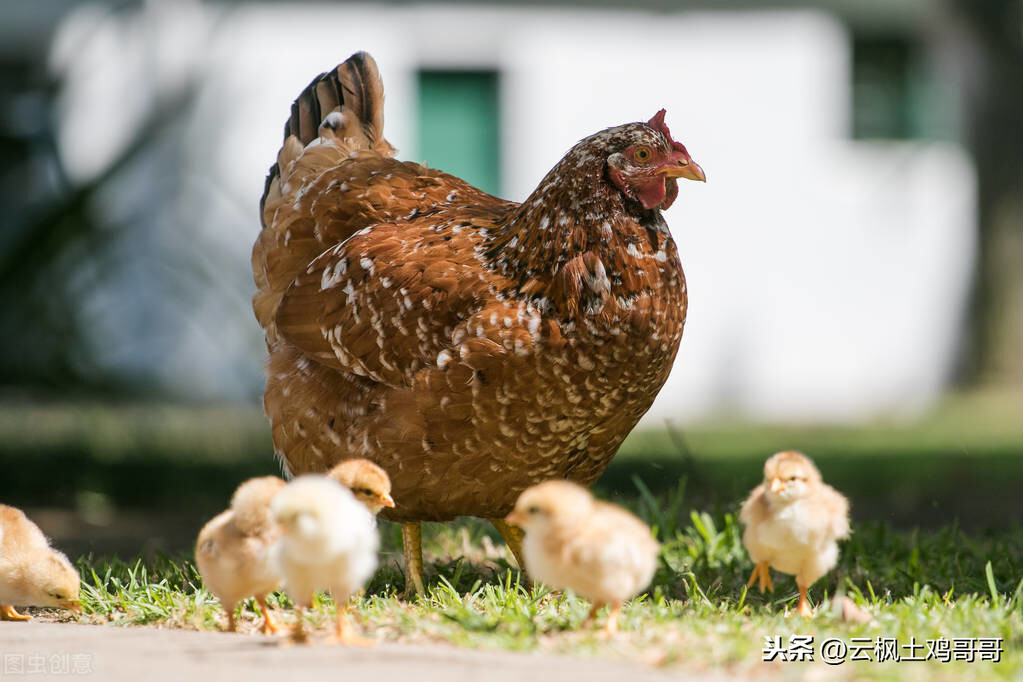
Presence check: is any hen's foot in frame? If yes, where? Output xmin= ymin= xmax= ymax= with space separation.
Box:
xmin=489 ymin=517 xmax=528 ymax=572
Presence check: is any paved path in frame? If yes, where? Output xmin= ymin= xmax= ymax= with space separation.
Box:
xmin=0 ymin=622 xmax=717 ymax=682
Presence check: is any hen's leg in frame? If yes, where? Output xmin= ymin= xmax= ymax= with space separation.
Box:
xmin=0 ymin=605 xmax=31 ymax=621
xmin=489 ymin=517 xmax=527 ymax=571
xmin=401 ymin=522 xmax=426 ymax=598
xmin=256 ymin=595 xmax=278 ymax=635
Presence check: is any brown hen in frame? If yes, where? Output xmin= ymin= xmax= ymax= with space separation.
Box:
xmin=253 ymin=51 xmax=704 ymax=594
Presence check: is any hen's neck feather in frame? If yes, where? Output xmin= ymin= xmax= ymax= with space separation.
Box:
xmin=482 ymin=137 xmax=673 ymax=321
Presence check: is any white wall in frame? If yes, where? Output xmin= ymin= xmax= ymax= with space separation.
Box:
xmin=51 ymin=2 xmax=976 ymax=422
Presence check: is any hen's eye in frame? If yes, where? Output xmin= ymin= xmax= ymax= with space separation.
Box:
xmin=634 ymin=146 xmax=651 ymax=162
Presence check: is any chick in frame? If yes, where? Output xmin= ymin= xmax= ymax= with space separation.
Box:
xmin=327 ymin=459 xmax=395 ymax=515
xmin=506 ymin=480 xmax=659 ymax=635
xmin=195 ymin=476 xmax=286 ymax=634
xmin=0 ymin=505 xmax=80 ymax=620
xmin=271 ymin=475 xmax=379 ymax=644
xmin=740 ymin=450 xmax=850 ymax=617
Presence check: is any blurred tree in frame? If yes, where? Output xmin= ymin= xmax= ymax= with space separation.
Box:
xmin=0 ymin=55 xmax=196 ymax=397
xmin=953 ymin=0 xmax=1023 ymax=384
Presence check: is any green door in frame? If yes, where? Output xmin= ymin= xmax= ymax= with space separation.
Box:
xmin=417 ymin=70 xmax=500 ymax=196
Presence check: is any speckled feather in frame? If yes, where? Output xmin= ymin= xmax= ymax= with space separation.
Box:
xmin=254 ymin=52 xmax=690 ymax=521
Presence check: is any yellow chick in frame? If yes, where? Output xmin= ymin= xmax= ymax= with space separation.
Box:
xmin=740 ymin=450 xmax=850 ymax=617
xmin=195 ymin=476 xmax=286 ymax=634
xmin=506 ymin=480 xmax=659 ymax=635
xmin=327 ymin=459 xmax=395 ymax=515
xmin=0 ymin=504 xmax=80 ymax=620
xmin=271 ymin=475 xmax=379 ymax=644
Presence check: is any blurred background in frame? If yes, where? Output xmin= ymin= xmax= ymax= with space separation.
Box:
xmin=1 ymin=0 xmax=1021 ymax=556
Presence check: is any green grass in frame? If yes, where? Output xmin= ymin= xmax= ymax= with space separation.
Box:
xmin=7 ymin=393 xmax=1023 ymax=678
xmin=63 ymin=478 xmax=1023 ymax=681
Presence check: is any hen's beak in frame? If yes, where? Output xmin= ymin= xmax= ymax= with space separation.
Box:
xmin=770 ymin=478 xmax=784 ymax=493
xmin=378 ymin=493 xmax=396 ymax=509
xmin=505 ymin=510 xmax=524 ymax=527
xmin=659 ymin=157 xmax=706 ymax=182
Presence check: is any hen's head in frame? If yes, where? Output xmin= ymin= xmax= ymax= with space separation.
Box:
xmin=605 ymin=109 xmax=704 ymax=211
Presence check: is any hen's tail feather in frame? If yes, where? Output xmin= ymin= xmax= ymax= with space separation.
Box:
xmin=259 ymin=51 xmax=385 ymax=225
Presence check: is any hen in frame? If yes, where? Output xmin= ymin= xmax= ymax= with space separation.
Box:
xmin=253 ymin=51 xmax=704 ymax=594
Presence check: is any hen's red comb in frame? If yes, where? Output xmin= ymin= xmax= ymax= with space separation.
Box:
xmin=647 ymin=109 xmax=688 ymax=153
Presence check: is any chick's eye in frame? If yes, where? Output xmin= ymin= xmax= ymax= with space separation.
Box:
xmin=634 ymin=146 xmax=651 ymax=162
xmin=526 ymin=505 xmax=541 ymax=515
xmin=359 ymin=488 xmax=373 ymax=496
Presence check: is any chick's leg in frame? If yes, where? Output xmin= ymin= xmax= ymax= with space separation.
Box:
xmin=602 ymin=603 xmax=622 ymax=637
xmin=290 ymin=607 xmax=308 ymax=644
xmin=0 ymin=605 xmax=31 ymax=621
xmin=746 ymin=562 xmax=773 ymax=593
xmin=256 ymin=595 xmax=278 ymax=635
xmin=581 ymin=602 xmax=603 ymax=628
xmin=401 ymin=522 xmax=426 ymax=598
xmin=796 ymin=583 xmax=813 ymax=618
xmin=489 ymin=517 xmax=528 ymax=571
xmin=334 ymin=606 xmax=374 ymax=647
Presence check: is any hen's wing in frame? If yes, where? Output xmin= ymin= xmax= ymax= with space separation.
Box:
xmin=274 ymin=200 xmax=516 ymax=388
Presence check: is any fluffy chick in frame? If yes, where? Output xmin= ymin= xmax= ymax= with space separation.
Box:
xmin=271 ymin=475 xmax=379 ymax=644
xmin=0 ymin=505 xmax=80 ymax=620
xmin=506 ymin=480 xmax=659 ymax=635
xmin=740 ymin=451 xmax=850 ymax=617
xmin=195 ymin=476 xmax=286 ymax=634
xmin=327 ymin=459 xmax=395 ymax=515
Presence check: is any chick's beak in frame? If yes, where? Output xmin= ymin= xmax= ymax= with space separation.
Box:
xmin=505 ymin=510 xmax=524 ymax=527
xmin=379 ymin=493 xmax=395 ymax=509
xmin=67 ymin=600 xmax=82 ymax=614
xmin=659 ymin=152 xmax=706 ymax=182
xmin=769 ymin=477 xmax=784 ymax=493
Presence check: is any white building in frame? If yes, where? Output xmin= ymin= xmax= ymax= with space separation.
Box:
xmin=47 ymin=2 xmax=975 ymax=422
